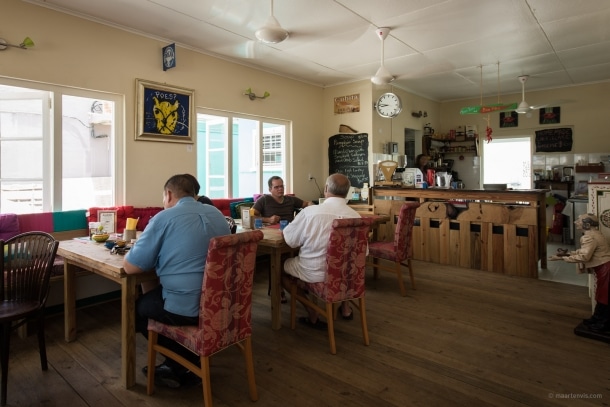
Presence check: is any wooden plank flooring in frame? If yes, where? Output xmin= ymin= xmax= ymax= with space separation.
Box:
xmin=7 ymin=261 xmax=610 ymax=406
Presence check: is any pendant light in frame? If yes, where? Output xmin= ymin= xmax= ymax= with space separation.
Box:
xmin=371 ymin=27 xmax=394 ymax=85
xmin=255 ymin=0 xmax=289 ymax=44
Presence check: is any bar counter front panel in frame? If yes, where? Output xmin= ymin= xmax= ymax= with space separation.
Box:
xmin=372 ymin=187 xmax=548 ymax=278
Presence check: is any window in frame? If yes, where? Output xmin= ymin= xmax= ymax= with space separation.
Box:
xmin=196 ymin=109 xmax=290 ymax=198
xmin=0 ymin=79 xmax=123 ymax=214
xmin=482 ymin=136 xmax=532 ymax=189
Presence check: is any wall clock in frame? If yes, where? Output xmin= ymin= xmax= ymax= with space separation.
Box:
xmin=375 ymin=92 xmax=402 ymax=118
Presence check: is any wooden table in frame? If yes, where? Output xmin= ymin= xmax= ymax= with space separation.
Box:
xmin=58 ymin=239 xmax=157 ymax=388
xmin=241 ymin=213 xmax=390 ymax=330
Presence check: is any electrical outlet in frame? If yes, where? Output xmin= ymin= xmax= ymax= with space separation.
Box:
xmin=308 ymin=173 xmax=313 ymax=181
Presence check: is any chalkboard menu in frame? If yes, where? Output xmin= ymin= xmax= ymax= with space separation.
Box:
xmin=328 ymin=133 xmax=369 ymax=188
xmin=535 ymin=128 xmax=573 ymax=152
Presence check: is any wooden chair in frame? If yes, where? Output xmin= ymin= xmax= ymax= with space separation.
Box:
xmin=366 ymin=202 xmax=420 ymax=296
xmin=0 ymin=232 xmax=59 ymax=406
xmin=283 ymin=217 xmax=374 ymax=354
xmin=146 ymin=230 xmax=264 ymax=407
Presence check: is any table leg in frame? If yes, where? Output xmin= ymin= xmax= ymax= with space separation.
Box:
xmin=270 ymin=249 xmax=282 ymax=330
xmin=121 ymin=276 xmax=137 ymax=388
xmin=64 ymin=262 xmax=77 ymax=342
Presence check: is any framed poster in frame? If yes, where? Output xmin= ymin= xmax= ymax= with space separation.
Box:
xmin=539 ymin=107 xmax=560 ymax=124
xmin=97 ymin=210 xmax=117 ymax=234
xmin=135 ymin=79 xmax=194 ymax=143
xmin=499 ymin=111 xmax=518 ymax=128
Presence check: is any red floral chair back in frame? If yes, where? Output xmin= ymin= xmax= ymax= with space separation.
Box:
xmin=146 ymin=230 xmax=263 ymax=406
xmin=394 ymin=202 xmax=420 ymax=261
xmin=320 ymin=217 xmax=374 ymax=302
xmin=199 ymin=230 xmax=263 ymax=356
xmin=285 ymin=217 xmax=374 ymax=354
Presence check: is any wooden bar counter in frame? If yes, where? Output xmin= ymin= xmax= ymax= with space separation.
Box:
xmin=372 ymin=187 xmax=548 ymax=278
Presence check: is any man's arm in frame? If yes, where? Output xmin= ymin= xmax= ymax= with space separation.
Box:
xmin=123 ymin=257 xmax=145 ymax=274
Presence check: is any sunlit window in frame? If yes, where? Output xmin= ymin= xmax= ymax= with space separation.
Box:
xmin=0 ymin=80 xmax=122 ymax=214
xmin=196 ymin=109 xmax=290 ymax=199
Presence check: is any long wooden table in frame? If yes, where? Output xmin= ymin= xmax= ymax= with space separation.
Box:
xmin=59 ymin=214 xmax=389 ymax=387
xmin=58 ymin=239 xmax=157 ymax=388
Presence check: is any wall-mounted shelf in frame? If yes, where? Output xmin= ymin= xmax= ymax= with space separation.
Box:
xmin=575 ymin=164 xmax=605 ymax=173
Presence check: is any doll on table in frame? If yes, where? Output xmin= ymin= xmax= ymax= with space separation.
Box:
xmin=549 ymin=213 xmax=610 ymax=333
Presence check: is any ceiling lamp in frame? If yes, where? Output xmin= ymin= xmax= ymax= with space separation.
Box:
xmin=255 ymin=0 xmax=289 ymax=44
xmin=0 ymin=37 xmax=34 ymax=50
xmin=371 ymin=27 xmax=394 ymax=85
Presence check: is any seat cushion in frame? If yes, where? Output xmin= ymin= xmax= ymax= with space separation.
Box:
xmin=0 ymin=213 xmax=20 ymax=241
xmin=368 ymin=241 xmax=399 ymax=262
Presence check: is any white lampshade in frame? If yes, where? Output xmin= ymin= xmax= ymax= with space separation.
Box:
xmin=516 ymin=100 xmax=530 ymax=114
xmin=371 ymin=65 xmax=394 ymax=85
xmin=255 ymin=16 xmax=289 ymax=44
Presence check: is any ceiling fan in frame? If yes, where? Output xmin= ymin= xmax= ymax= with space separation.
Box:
xmin=371 ymin=27 xmax=394 ymax=85
xmin=514 ymin=75 xmax=553 ymax=114
xmin=255 ymin=0 xmax=289 ymax=44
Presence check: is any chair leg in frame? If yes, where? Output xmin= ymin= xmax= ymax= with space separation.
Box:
xmin=146 ymin=331 xmax=158 ymax=395
xmin=372 ymin=258 xmax=380 ymax=280
xmin=358 ymin=298 xmax=370 ymax=346
xmin=402 ymin=258 xmax=416 ymax=289
xmin=289 ymin=281 xmax=298 ymax=330
xmin=1 ymin=323 xmax=11 ymax=406
xmin=201 ymin=356 xmax=213 ymax=407
xmin=242 ymin=337 xmax=258 ymax=402
xmin=395 ymin=261 xmax=407 ymax=297
xmin=37 ymin=315 xmax=48 ymax=371
xmin=325 ymin=302 xmax=337 ymax=355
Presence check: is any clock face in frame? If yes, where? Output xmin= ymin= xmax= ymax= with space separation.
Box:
xmin=375 ymin=92 xmax=402 ymax=118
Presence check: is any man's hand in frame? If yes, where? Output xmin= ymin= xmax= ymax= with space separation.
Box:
xmin=267 ymin=215 xmax=280 ymax=224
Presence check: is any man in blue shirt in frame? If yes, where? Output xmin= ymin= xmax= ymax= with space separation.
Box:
xmin=124 ymin=174 xmax=230 ymax=388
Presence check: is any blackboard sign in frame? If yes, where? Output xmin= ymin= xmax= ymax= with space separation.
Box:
xmin=535 ymin=128 xmax=573 ymax=152
xmin=328 ymin=133 xmax=369 ymax=188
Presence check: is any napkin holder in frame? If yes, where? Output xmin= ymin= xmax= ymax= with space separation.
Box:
xmin=241 ymin=208 xmax=254 ymax=229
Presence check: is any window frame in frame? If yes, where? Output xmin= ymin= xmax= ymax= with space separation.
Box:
xmin=0 ymin=76 xmax=124 ymax=212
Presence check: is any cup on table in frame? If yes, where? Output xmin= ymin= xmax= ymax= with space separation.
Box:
xmin=279 ymin=220 xmax=289 ymax=230
xmin=123 ymin=229 xmax=137 ymax=241
xmin=254 ymin=218 xmax=263 ymax=229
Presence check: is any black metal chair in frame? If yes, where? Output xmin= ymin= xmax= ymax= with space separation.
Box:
xmin=0 ymin=232 xmax=58 ymax=406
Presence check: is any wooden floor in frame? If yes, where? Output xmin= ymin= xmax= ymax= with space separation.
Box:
xmin=7 ymin=261 xmax=610 ymax=407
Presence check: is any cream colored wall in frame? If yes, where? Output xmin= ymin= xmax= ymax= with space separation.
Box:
xmin=440 ymin=82 xmax=610 ymax=152
xmin=2 ymin=0 xmax=324 ymax=205
xmin=322 ymin=83 xmax=442 ymax=183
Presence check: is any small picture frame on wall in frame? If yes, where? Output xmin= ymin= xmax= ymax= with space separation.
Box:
xmin=539 ymin=107 xmax=560 ymax=124
xmin=135 ymin=78 xmax=194 ymax=143
xmin=499 ymin=111 xmax=518 ymax=128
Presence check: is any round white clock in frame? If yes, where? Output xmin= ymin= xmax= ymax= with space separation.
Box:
xmin=375 ymin=92 xmax=402 ymax=118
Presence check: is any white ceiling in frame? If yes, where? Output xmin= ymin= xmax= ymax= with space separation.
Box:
xmin=22 ymin=0 xmax=610 ymax=102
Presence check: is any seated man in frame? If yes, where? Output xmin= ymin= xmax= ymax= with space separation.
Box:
xmin=123 ymin=174 xmax=231 ymax=388
xmin=252 ymin=176 xmax=312 ymax=224
xmin=281 ymin=173 xmax=360 ymax=328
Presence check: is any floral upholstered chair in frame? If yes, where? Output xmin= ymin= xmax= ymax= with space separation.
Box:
xmin=366 ymin=202 xmax=420 ymax=296
xmin=146 ymin=230 xmax=263 ymax=407
xmin=284 ymin=217 xmax=374 ymax=354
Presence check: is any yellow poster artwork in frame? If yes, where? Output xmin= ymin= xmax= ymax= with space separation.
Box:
xmin=334 ymin=94 xmax=360 ymax=114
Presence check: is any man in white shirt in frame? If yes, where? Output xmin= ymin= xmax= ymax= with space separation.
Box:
xmin=282 ymin=173 xmax=360 ymax=329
